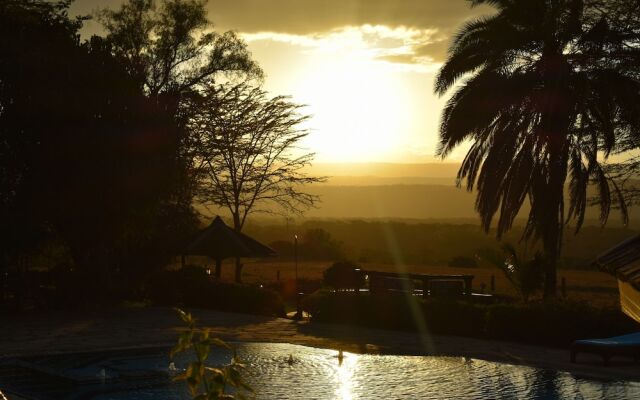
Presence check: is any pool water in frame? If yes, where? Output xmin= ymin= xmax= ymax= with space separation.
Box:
xmin=1 ymin=342 xmax=639 ymax=399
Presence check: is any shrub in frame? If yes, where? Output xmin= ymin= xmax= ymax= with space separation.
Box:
xmin=301 ymin=229 xmax=345 ymax=261
xmin=144 ymin=267 xmax=285 ymax=317
xmin=303 ymin=291 xmax=419 ymax=330
xmin=481 ymin=244 xmax=544 ymax=301
xmin=303 ymin=292 xmax=637 ymax=347
xmin=448 ymin=256 xmax=478 ymax=268
xmin=423 ymin=299 xmax=485 ymax=336
xmin=323 ymin=261 xmax=365 ymax=290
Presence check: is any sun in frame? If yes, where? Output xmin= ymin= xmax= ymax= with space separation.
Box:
xmin=294 ymin=53 xmax=416 ymax=163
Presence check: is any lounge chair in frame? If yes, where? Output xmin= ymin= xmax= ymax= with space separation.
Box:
xmin=570 ymin=332 xmax=640 ymax=365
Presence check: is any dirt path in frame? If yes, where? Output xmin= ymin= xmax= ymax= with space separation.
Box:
xmin=0 ymin=307 xmax=638 ymax=382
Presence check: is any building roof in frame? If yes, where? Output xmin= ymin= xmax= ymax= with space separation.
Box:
xmin=187 ymin=216 xmax=277 ymax=260
xmin=593 ymin=234 xmax=640 ymax=290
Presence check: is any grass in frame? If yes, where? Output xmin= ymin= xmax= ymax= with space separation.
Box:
xmin=201 ymin=259 xmax=620 ymax=309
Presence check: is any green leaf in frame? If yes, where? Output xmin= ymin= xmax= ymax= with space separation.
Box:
xmin=172 ymin=371 xmax=188 ymax=382
xmin=211 ymin=338 xmax=231 ymax=350
xmin=194 ymin=342 xmax=210 ymax=362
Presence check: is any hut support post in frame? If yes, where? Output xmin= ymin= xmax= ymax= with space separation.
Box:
xmin=463 ymin=276 xmax=473 ymax=295
xmin=235 ymin=257 xmax=243 ymax=283
xmin=215 ymin=258 xmax=222 ymax=279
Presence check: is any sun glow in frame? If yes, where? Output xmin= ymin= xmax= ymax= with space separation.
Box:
xmin=297 ymin=55 xmax=412 ymax=162
xmin=244 ymin=26 xmax=446 ymax=163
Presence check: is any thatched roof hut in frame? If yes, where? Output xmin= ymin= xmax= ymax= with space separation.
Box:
xmin=186 ymin=216 xmax=276 ymax=280
xmin=594 ymin=235 xmax=640 ymax=323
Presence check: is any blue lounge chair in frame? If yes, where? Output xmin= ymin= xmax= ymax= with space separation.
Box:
xmin=571 ymin=332 xmax=640 ymax=365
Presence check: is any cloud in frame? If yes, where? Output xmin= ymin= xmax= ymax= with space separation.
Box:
xmin=207 ymin=0 xmax=490 ymax=35
xmin=243 ymin=24 xmax=449 ymax=72
xmin=377 ymin=35 xmax=453 ymax=65
xmin=71 ymin=0 xmax=493 ymax=65
xmin=207 ymin=0 xmax=492 ymax=66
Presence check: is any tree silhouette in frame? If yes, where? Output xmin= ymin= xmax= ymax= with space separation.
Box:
xmin=0 ymin=0 xmax=200 ymax=302
xmin=99 ymin=0 xmax=262 ymax=102
xmin=98 ymin=0 xmax=265 ymax=260
xmin=188 ymin=83 xmax=325 ymax=282
xmin=435 ymin=0 xmax=640 ymax=298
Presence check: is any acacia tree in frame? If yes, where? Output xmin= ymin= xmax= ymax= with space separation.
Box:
xmin=100 ymin=0 xmax=262 ymax=101
xmin=435 ymin=0 xmax=640 ymax=298
xmin=593 ymin=0 xmax=640 ymax=205
xmin=189 ymin=83 xmax=325 ymax=282
xmin=98 ymin=0 xmax=264 ymax=281
xmin=99 ymin=0 xmax=263 ymax=212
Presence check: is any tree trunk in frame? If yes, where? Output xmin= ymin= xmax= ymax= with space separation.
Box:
xmin=542 ymin=143 xmax=567 ymax=300
xmin=538 ymin=47 xmax=570 ymax=300
xmin=543 ymin=242 xmax=558 ymax=299
xmin=541 ymin=167 xmax=563 ymax=300
xmin=232 ymin=212 xmax=243 ymax=283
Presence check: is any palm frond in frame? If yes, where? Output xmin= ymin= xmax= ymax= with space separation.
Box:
xmin=438 ymin=70 xmax=537 ymax=156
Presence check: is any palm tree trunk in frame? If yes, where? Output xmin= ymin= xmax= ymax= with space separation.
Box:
xmin=542 ymin=138 xmax=568 ymax=300
xmin=539 ymin=45 xmax=570 ymax=300
xmin=543 ymin=232 xmax=559 ymax=299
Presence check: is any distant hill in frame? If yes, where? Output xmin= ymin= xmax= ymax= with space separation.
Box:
xmin=299 ymin=184 xmax=633 ymax=226
xmin=200 ymin=162 xmax=637 ymax=227
xmin=308 ymin=162 xmax=461 ymax=180
xmin=305 ymin=184 xmax=477 ymax=219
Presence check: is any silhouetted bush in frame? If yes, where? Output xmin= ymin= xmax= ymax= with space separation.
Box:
xmin=303 ymin=291 xmax=420 ymax=330
xmin=448 ymin=256 xmax=478 ymax=268
xmin=323 ymin=261 xmax=365 ymax=290
xmin=481 ymin=245 xmax=544 ymax=302
xmin=423 ymin=299 xmax=485 ymax=336
xmin=303 ymin=292 xmax=636 ymax=346
xmin=268 ymin=228 xmax=345 ymax=261
xmin=145 ymin=267 xmax=285 ymax=317
xmin=268 ymin=240 xmax=295 ymax=258
xmin=247 ymin=221 xmax=635 ymax=269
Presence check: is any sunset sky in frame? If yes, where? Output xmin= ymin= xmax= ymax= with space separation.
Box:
xmin=71 ymin=0 xmax=492 ymax=163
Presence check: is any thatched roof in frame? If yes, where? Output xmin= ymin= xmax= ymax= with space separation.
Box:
xmin=593 ymin=235 xmax=640 ymax=290
xmin=187 ymin=216 xmax=277 ymax=260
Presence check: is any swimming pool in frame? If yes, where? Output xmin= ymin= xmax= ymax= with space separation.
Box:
xmin=1 ymin=342 xmax=639 ymax=399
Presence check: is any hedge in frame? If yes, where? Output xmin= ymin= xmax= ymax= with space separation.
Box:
xmin=302 ymin=292 xmax=636 ymax=347
xmin=144 ymin=267 xmax=285 ymax=317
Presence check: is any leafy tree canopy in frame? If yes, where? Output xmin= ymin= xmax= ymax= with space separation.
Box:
xmin=99 ymin=0 xmax=262 ymax=99
xmin=0 ymin=0 xmax=198 ymax=289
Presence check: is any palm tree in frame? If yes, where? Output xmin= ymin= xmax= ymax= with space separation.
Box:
xmin=435 ymin=0 xmax=640 ymax=298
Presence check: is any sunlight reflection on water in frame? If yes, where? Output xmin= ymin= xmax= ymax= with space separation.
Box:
xmin=7 ymin=342 xmax=638 ymax=400
xmin=229 ymin=343 xmax=640 ymax=400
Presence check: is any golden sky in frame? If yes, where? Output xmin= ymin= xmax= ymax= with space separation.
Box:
xmin=71 ymin=0 xmax=491 ymax=163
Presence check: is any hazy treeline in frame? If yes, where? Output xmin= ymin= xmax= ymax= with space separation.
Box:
xmin=244 ymin=219 xmax=636 ymax=269
xmin=207 ymin=182 xmax=636 ymax=223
